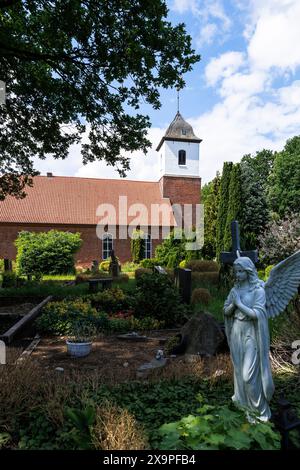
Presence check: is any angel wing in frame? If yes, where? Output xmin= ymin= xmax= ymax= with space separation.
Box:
xmin=264 ymin=250 xmax=300 ymax=318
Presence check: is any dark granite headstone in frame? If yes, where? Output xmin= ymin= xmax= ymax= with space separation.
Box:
xmin=174 ymin=268 xmax=192 ymax=304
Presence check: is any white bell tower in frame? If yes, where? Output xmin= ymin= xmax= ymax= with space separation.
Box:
xmin=156 ymin=111 xmax=202 ymax=178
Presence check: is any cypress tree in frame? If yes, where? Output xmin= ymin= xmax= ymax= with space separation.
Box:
xmin=202 ymin=172 xmax=221 ymax=259
xmin=223 ymin=163 xmax=242 ymax=251
xmin=216 ymin=162 xmax=233 ymax=260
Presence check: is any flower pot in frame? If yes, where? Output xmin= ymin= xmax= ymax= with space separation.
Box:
xmin=66 ymin=340 xmax=92 ymax=357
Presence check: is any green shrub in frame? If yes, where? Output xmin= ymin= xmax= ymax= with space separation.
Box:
xmin=1 ymin=271 xmax=17 ymax=288
xmin=122 ymin=261 xmax=140 ymax=272
xmin=36 ymin=299 xmax=99 ymax=335
xmin=192 ymin=272 xmax=219 ymax=286
xmin=134 ymin=273 xmax=189 ymax=326
xmin=15 ymin=230 xmax=82 ymax=276
xmin=186 ymin=260 xmax=219 ymax=272
xmin=89 ymin=287 xmax=129 ymax=313
xmin=158 ymin=395 xmax=281 ymax=450
xmin=140 ymin=258 xmax=159 ymax=269
xmin=135 ymin=268 xmax=152 ymax=279
xmin=191 ymin=288 xmax=211 ymax=305
xmin=131 ymin=230 xmax=145 ymax=263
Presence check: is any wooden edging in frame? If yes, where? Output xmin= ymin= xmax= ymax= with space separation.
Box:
xmin=0 ymin=295 xmax=52 ymax=345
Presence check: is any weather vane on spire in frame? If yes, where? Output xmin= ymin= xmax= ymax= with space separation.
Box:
xmin=177 ymin=86 xmax=180 ymax=113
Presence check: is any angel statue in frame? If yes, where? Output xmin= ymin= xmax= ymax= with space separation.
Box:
xmin=223 ymin=250 xmax=300 ymax=422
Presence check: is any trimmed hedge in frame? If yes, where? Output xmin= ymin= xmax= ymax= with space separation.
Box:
xmin=186 ymin=260 xmax=220 ymax=272
xmin=191 ymin=288 xmax=212 ymax=305
xmin=192 ymin=272 xmax=219 ymax=285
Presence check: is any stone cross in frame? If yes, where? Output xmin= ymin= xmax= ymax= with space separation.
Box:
xmin=220 ymin=220 xmax=258 ymax=265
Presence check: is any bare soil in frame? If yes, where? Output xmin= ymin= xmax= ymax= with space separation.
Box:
xmin=31 ymin=331 xmax=179 ymax=382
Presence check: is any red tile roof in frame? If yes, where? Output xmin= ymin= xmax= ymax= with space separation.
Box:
xmin=0 ymin=176 xmax=176 ymax=226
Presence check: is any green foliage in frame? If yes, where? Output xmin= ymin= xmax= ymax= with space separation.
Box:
xmin=131 ymin=230 xmax=146 ymax=263
xmin=216 ymin=162 xmax=233 ymax=261
xmin=158 ymin=396 xmax=281 ymax=450
xmin=268 ymin=136 xmax=300 ymax=217
xmin=240 ymin=150 xmax=274 ymax=249
xmin=155 ymin=229 xmax=200 ymax=267
xmin=140 ymin=258 xmax=159 ymax=269
xmin=35 ymin=299 xmax=99 ymax=335
xmin=134 ymin=273 xmax=189 ymax=325
xmin=89 ymin=287 xmax=129 ymax=313
xmin=202 ymin=173 xmax=221 ymax=259
xmin=0 ymin=0 xmax=199 ymax=200
xmin=1 ymin=271 xmax=17 ymax=288
xmin=122 ymin=261 xmax=141 ymax=272
xmin=135 ymin=267 xmax=152 ymax=279
xmin=223 ymin=163 xmax=242 ymax=251
xmin=65 ymin=407 xmax=96 ymax=450
xmin=15 ymin=230 xmax=82 ymax=276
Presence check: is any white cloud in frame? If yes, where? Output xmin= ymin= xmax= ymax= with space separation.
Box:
xmin=172 ymin=0 xmax=231 ymax=47
xmin=196 ymin=23 xmax=218 ymax=47
xmin=248 ymin=2 xmax=300 ymax=71
xmin=205 ymin=51 xmax=246 ymax=86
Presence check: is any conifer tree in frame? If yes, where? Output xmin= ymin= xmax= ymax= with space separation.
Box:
xmin=223 ymin=163 xmax=242 ymax=251
xmin=216 ymin=162 xmax=233 ymax=260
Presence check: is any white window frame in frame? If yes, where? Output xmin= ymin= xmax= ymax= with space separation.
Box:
xmin=144 ymin=234 xmax=152 ymax=259
xmin=102 ymin=233 xmax=113 ymax=260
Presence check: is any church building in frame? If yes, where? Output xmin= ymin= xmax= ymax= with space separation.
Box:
xmin=0 ymin=112 xmax=202 ymax=267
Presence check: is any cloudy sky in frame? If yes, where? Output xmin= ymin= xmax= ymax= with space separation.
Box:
xmin=34 ymin=0 xmax=300 ymax=184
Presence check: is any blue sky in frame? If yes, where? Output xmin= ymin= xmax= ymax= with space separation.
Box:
xmin=34 ymin=0 xmax=300 ymax=184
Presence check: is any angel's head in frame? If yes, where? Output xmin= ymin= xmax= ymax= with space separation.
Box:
xmin=233 ymin=257 xmax=260 ymax=286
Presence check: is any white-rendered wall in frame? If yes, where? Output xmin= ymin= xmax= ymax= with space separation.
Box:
xmin=160 ymin=140 xmax=200 ymax=177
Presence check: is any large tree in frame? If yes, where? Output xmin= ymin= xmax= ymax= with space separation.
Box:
xmin=240 ymin=149 xmax=274 ymax=249
xmin=0 ymin=0 xmax=199 ymax=199
xmin=267 ymin=136 xmax=300 ymax=217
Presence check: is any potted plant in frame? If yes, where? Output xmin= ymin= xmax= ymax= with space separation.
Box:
xmin=66 ymin=321 xmax=97 ymax=357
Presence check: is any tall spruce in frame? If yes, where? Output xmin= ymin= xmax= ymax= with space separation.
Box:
xmin=216 ymin=162 xmax=233 ymax=260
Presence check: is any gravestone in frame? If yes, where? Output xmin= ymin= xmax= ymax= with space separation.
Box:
xmin=174 ymin=268 xmax=192 ymax=304
xmin=91 ymin=259 xmax=99 ymax=273
xmin=109 ymin=250 xmax=120 ymax=278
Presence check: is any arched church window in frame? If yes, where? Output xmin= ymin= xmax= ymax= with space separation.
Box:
xmin=102 ymin=233 xmax=113 ymax=260
xmin=178 ymin=149 xmax=186 ymax=165
xmin=144 ymin=234 xmax=152 ymax=259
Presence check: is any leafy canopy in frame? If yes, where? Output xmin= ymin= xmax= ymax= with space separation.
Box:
xmin=0 ymin=0 xmax=200 ymax=199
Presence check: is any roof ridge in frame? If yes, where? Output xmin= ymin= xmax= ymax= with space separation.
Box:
xmin=35 ymin=175 xmax=159 ymax=183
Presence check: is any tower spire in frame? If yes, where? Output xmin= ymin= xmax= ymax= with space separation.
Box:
xmin=177 ymin=87 xmax=180 ymax=113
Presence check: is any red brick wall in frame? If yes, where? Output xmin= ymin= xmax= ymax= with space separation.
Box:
xmin=159 ymin=176 xmax=201 ymax=226
xmin=0 ymin=223 xmax=165 ymax=268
